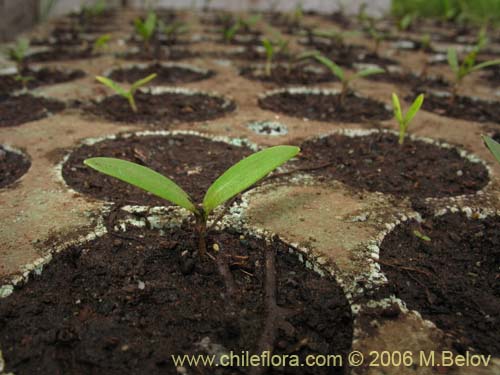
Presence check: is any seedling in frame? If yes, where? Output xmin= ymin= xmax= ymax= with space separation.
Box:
xmin=82 ymin=0 xmax=106 ymax=20
xmin=483 ymin=135 xmax=500 ymax=165
xmin=92 ymin=34 xmax=111 ymax=54
xmin=413 ymin=230 xmax=431 ymax=242
xmin=447 ymin=47 xmax=500 ymax=103
xmin=398 ymin=13 xmax=414 ymax=31
xmin=314 ymin=54 xmax=384 ymax=106
xmin=84 ymin=145 xmax=300 ymax=256
xmin=261 ymin=37 xmax=289 ymax=76
xmin=5 ymin=38 xmax=30 ymax=71
xmin=134 ymin=11 xmax=157 ymax=51
xmin=238 ymin=14 xmax=261 ymax=31
xmin=222 ymin=22 xmax=240 ymax=43
xmin=95 ymin=73 xmax=157 ymax=113
xmin=392 ymin=93 xmax=424 ymax=145
xmin=160 ymin=20 xmax=188 ymax=43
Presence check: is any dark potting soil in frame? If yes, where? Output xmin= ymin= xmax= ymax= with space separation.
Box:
xmin=62 ymin=134 xmax=252 ymax=205
xmin=0 ymin=146 xmax=31 ymax=189
xmin=300 ymin=39 xmax=397 ymax=68
xmin=0 ymin=94 xmax=65 ymax=128
xmin=258 ymin=91 xmax=392 ymax=123
xmin=0 ymin=224 xmax=353 ymax=375
xmin=120 ymin=48 xmax=199 ymax=62
xmin=291 ymin=132 xmax=489 ymax=199
xmin=107 ymin=63 xmax=214 ymax=85
xmin=379 ymin=212 xmax=500 ymax=356
xmin=367 ymin=72 xmax=449 ymax=91
xmin=418 ymin=93 xmax=500 ymax=124
xmin=88 ymin=91 xmax=235 ymax=125
xmin=0 ymin=67 xmax=85 ymax=94
xmin=25 ymin=48 xmax=96 ymax=63
xmin=240 ymin=65 xmax=335 ymax=85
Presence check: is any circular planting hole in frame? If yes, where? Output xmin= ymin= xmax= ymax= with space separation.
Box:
xmin=378 ymin=211 xmax=500 ymax=356
xmin=25 ymin=47 xmax=96 ymax=63
xmin=240 ymin=65 xmax=335 ymax=85
xmin=247 ymin=120 xmax=288 ymax=136
xmin=0 ymin=93 xmax=65 ymax=128
xmin=417 ymin=92 xmax=500 ymax=124
xmin=0 ymin=145 xmax=31 ymax=189
xmin=291 ymin=131 xmax=489 ymax=199
xmin=105 ymin=63 xmax=214 ymax=85
xmin=0 ymin=219 xmax=353 ymax=374
xmin=0 ymin=66 xmax=85 ymax=94
xmin=62 ymin=132 xmax=253 ymax=205
xmin=259 ymin=88 xmax=392 ymax=123
xmin=88 ymin=87 xmax=235 ymax=125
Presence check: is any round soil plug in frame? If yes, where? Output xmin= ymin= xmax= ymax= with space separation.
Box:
xmin=379 ymin=211 xmax=500 ymax=356
xmin=292 ymin=131 xmax=489 ymax=199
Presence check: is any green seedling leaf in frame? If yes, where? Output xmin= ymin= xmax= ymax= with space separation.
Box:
xmin=483 ymin=135 xmax=500 ymax=164
xmin=393 ymin=93 xmax=424 ymax=145
xmin=203 ymin=146 xmax=300 ymax=216
xmin=262 ymin=38 xmax=273 ymax=57
xmin=392 ymin=92 xmax=403 ymax=123
xmin=413 ymin=230 xmax=431 ymax=242
xmin=471 ymin=59 xmax=500 ymax=72
xmin=6 ymin=38 xmax=30 ymax=64
xmin=353 ymin=67 xmax=385 ymax=79
xmin=84 ymin=158 xmax=197 ymax=213
xmin=130 ymin=73 xmax=157 ymax=92
xmin=135 ymin=12 xmax=157 ymax=41
xmin=95 ymin=76 xmax=129 ymax=97
xmin=93 ymin=34 xmax=111 ymax=53
xmin=314 ymin=54 xmax=344 ymax=81
xmin=224 ymin=22 xmax=240 ymax=41
xmin=447 ymin=48 xmax=459 ymax=74
xmin=404 ymin=93 xmax=424 ymax=125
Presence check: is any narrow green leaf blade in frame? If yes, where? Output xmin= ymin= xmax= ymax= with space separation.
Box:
xmin=84 ymin=157 xmax=197 ymax=213
xmin=130 ymin=73 xmax=157 ymax=92
xmin=354 ymin=67 xmax=385 ymax=78
xmin=471 ymin=59 xmax=500 ymax=72
xmin=203 ymin=146 xmax=300 ymax=215
xmin=403 ymin=93 xmax=424 ymax=125
xmin=314 ymin=55 xmax=344 ymax=81
xmin=447 ymin=48 xmax=459 ymax=74
xmin=262 ymin=38 xmax=273 ymax=56
xmin=96 ymin=76 xmax=129 ymax=98
xmin=483 ymin=136 xmax=500 ymax=165
xmin=392 ymin=92 xmax=403 ymax=123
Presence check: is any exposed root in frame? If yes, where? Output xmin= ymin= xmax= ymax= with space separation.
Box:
xmin=215 ymin=250 xmax=237 ymax=298
xmin=250 ymin=246 xmax=295 ymax=375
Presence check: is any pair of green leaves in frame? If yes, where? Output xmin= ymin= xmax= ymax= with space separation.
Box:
xmin=84 ymin=145 xmax=300 ymax=219
xmin=6 ymin=38 xmax=30 ymax=65
xmin=95 ymin=74 xmax=157 ymax=113
xmin=392 ymin=93 xmax=424 ymax=145
xmin=135 ymin=12 xmax=157 ymax=42
xmin=313 ymin=54 xmax=385 ymax=83
xmin=447 ymin=47 xmax=500 ymax=83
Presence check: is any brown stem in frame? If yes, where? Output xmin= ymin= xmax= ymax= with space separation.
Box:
xmin=195 ymin=213 xmax=207 ymax=257
xmin=216 ymin=250 xmax=236 ymax=298
xmin=250 ymin=246 xmax=295 ymax=375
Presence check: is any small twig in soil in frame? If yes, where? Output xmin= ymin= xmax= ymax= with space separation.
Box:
xmin=215 ymin=248 xmax=237 ymax=298
xmin=250 ymin=245 xmax=296 ymax=375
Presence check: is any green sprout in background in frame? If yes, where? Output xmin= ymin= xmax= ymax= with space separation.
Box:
xmin=95 ymin=73 xmax=157 ymax=113
xmin=447 ymin=47 xmax=500 ymax=104
xmin=222 ymin=22 xmax=241 ymax=43
xmin=5 ymin=38 xmax=30 ymax=71
xmin=134 ymin=11 xmax=157 ymax=51
xmin=92 ymin=34 xmax=111 ymax=54
xmin=160 ymin=20 xmax=189 ymax=44
xmin=84 ymin=146 xmax=300 ymax=256
xmin=483 ymin=135 xmax=500 ymax=164
xmin=392 ymin=93 xmax=424 ymax=145
xmin=314 ymin=53 xmax=385 ymax=106
xmin=261 ymin=37 xmax=289 ymax=76
xmin=82 ymin=0 xmax=106 ymax=20
xmin=413 ymin=229 xmax=431 ymax=242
